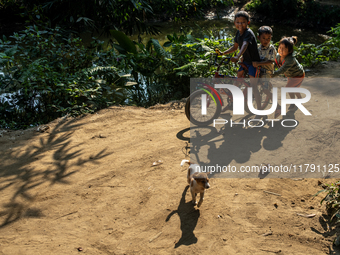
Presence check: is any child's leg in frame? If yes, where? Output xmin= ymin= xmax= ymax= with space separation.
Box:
xmin=235 ymin=70 xmax=245 ymax=87
xmin=247 ymin=65 xmax=261 ymax=110
xmin=249 ymin=75 xmax=261 ymax=110
xmin=288 ymin=92 xmax=297 ymax=99
xmin=286 ymin=75 xmax=305 ymax=108
xmin=237 ymin=70 xmax=244 ymax=78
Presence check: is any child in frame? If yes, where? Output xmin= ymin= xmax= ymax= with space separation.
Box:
xmin=219 ymin=11 xmax=262 ymax=110
xmin=271 ymin=36 xmax=305 ymax=112
xmin=252 ymin=26 xmax=280 ymax=118
xmin=252 ymin=26 xmax=276 ymax=81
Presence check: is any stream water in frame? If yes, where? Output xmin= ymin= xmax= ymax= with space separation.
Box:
xmin=137 ymin=19 xmax=329 ymax=46
xmin=82 ymin=18 xmax=330 ymax=47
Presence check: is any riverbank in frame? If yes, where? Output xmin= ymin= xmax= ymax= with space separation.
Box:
xmin=0 ymin=61 xmax=339 ymax=254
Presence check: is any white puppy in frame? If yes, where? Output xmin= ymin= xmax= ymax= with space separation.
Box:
xmin=180 ymin=159 xmax=210 ymax=207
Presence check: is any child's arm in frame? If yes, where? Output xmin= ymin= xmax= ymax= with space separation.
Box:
xmin=272 ymin=59 xmax=295 ymax=77
xmin=221 ymin=43 xmax=238 ymax=55
xmin=252 ymin=60 xmax=274 ymax=68
xmin=230 ymin=41 xmax=248 ymax=63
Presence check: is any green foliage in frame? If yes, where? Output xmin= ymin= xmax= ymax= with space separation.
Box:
xmin=315 ymin=180 xmax=340 ymax=221
xmin=2 ymin=21 xmax=340 ymax=129
xmin=295 ymin=23 xmax=340 ymax=67
xmin=108 ymin=30 xmax=236 ymax=107
xmin=109 ymin=33 xmax=182 ymax=106
xmin=171 ymin=36 xmax=238 ymax=78
xmin=1 ymin=0 xmax=234 ymax=37
xmin=110 ymin=30 xmax=138 ymax=54
xmin=329 ymin=23 xmax=340 ymax=42
xmin=0 ymin=26 xmax=132 ymax=129
xmin=315 ymin=177 xmax=340 ymax=244
xmin=163 ymin=33 xmax=196 ymax=47
xmin=0 ymin=0 xmax=159 ymax=36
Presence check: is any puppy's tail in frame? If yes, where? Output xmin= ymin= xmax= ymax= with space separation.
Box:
xmin=180 ymin=159 xmax=190 ymax=167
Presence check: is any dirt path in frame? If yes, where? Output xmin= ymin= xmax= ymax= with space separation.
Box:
xmin=0 ymin=62 xmax=340 ymax=254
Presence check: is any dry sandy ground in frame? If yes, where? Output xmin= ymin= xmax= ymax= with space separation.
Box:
xmin=0 ymin=62 xmax=340 ymax=254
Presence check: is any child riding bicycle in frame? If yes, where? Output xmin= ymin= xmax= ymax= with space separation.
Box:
xmin=216 ymin=11 xmax=262 ymax=111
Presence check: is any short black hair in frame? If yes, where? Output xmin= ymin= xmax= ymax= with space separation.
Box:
xmin=258 ymin=26 xmax=273 ymax=36
xmin=234 ymin=11 xmax=250 ymax=22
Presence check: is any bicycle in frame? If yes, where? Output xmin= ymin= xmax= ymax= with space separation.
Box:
xmin=185 ymin=53 xmax=272 ymax=126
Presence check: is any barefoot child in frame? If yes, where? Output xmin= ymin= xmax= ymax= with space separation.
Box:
xmin=252 ymin=26 xmax=276 ymax=80
xmin=271 ymin=36 xmax=305 ymax=112
xmin=218 ymin=11 xmax=262 ymax=110
xmin=252 ymin=26 xmax=280 ymax=118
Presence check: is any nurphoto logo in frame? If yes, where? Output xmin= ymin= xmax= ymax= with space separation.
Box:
xmin=200 ymin=84 xmax=312 ymax=128
xmin=201 ymin=84 xmax=312 ymax=116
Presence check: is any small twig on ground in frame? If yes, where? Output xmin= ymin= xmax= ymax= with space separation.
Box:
xmin=296 ymin=213 xmax=316 ymax=218
xmin=259 ymin=248 xmax=281 ymax=253
xmin=264 ymin=191 xmax=281 ymax=196
xmin=149 ymin=232 xmax=162 ymax=243
xmin=56 ymin=211 xmax=78 ymax=219
xmin=99 ymin=185 xmax=126 ymax=188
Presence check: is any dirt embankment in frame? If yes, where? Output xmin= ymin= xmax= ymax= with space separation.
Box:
xmin=0 ymin=62 xmax=340 ymax=254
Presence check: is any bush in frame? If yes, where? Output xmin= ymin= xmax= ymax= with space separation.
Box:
xmin=2 ymin=22 xmax=339 ymax=129
xmin=108 ymin=30 xmax=238 ymax=107
xmin=295 ymin=23 xmax=340 ymax=67
xmin=0 ymin=26 xmax=131 ymax=129
xmin=1 ymin=0 xmax=234 ymax=37
xmin=315 ymin=177 xmax=340 ymax=245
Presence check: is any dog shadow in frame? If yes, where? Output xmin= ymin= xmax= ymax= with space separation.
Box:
xmin=165 ymin=185 xmax=200 ymax=248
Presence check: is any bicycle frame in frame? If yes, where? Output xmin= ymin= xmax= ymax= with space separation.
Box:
xmin=210 ymin=55 xmax=268 ymax=109
xmin=185 ymin=54 xmax=272 ymax=126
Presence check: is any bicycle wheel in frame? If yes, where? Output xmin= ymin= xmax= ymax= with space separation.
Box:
xmin=219 ymin=89 xmax=233 ymax=112
xmin=185 ymin=89 xmax=222 ymax=126
xmin=244 ymin=84 xmax=270 ymax=114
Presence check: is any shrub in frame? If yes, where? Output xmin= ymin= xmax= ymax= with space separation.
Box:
xmin=0 ymin=26 xmax=131 ymax=129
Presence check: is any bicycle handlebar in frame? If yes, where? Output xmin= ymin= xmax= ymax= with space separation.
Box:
xmin=214 ymin=54 xmax=231 ymax=73
xmin=213 ymin=50 xmax=263 ymax=78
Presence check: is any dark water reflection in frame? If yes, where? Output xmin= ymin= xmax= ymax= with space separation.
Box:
xmin=119 ymin=19 xmax=328 ymax=47
xmin=82 ymin=18 xmax=329 ymax=48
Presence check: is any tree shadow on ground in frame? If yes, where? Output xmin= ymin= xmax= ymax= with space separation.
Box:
xmin=165 ymin=186 xmax=200 ymax=248
xmin=0 ymin=118 xmax=112 ymax=228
